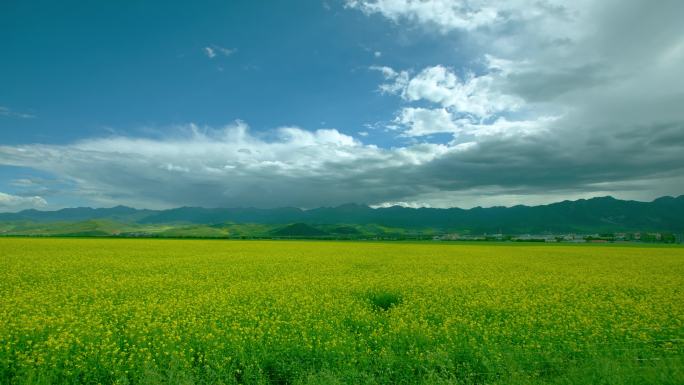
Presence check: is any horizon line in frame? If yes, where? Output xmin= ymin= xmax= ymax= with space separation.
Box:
xmin=3 ymin=194 xmax=682 ymax=214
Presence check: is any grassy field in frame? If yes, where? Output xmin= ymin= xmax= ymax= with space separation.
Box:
xmin=1 ymin=239 xmax=682 ymax=384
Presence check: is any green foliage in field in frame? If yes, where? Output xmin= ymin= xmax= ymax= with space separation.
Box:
xmin=0 ymin=220 xmax=428 ymax=239
xmin=364 ymin=290 xmax=403 ymax=312
xmin=1 ymin=239 xmax=683 ymax=384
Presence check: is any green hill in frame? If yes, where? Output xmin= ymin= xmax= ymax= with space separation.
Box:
xmin=1 ymin=195 xmax=684 ymax=235
xmin=271 ymin=223 xmax=329 ymax=237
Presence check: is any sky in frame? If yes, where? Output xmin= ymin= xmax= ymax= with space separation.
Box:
xmin=1 ymin=0 xmax=683 ymax=211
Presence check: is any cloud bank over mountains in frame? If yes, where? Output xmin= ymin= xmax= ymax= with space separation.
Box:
xmin=1 ymin=1 xmax=683 ymax=210
xmin=0 ymin=192 xmax=47 ymax=212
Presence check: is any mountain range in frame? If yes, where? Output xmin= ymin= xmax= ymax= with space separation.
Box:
xmin=1 ymin=195 xmax=683 ymax=236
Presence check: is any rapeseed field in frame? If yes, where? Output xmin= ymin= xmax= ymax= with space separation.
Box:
xmin=1 ymin=238 xmax=682 ymax=384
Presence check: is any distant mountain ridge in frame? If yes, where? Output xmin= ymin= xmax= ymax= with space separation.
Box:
xmin=1 ymin=196 xmax=683 ymax=234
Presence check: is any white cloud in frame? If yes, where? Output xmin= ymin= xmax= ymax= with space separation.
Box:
xmin=459 ymin=116 xmax=556 ymax=138
xmin=370 ymin=201 xmax=432 ymax=209
xmin=393 ymin=65 xmax=522 ymax=118
xmin=346 ymin=0 xmax=500 ymax=32
xmin=397 ymin=107 xmax=459 ymax=136
xmin=203 ymin=45 xmax=236 ymax=59
xmin=346 ymin=1 xmax=684 ymax=207
xmin=346 ymin=0 xmax=589 ymax=40
xmin=0 ymin=106 xmax=35 ymax=119
xmin=0 ymin=122 xmax=455 ymax=208
xmin=0 ymin=119 xmax=682 ymax=209
xmin=374 ymin=64 xmax=546 ymax=137
xmin=204 ymin=47 xmax=216 ymax=58
xmin=370 ymin=65 xmax=397 ymax=78
xmin=0 ymin=192 xmax=47 ymax=212
xmin=359 ymin=0 xmax=684 ymax=161
xmin=396 ymin=107 xmax=554 ymax=138
xmin=370 ymin=66 xmax=409 ymax=94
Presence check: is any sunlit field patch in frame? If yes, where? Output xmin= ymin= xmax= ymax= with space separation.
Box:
xmin=1 ymin=238 xmax=682 ymax=384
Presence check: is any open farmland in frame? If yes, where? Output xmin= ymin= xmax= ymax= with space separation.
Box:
xmin=1 ymin=239 xmax=683 ymax=384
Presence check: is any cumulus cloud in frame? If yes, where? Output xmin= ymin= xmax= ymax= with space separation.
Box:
xmin=357 ymin=0 xmax=684 ymax=128
xmin=0 ymin=122 xmax=457 ymax=208
xmin=350 ymin=0 xmax=684 ymax=204
xmin=376 ymin=64 xmax=539 ymax=137
xmin=396 ymin=107 xmax=459 ymax=136
xmin=346 ymin=0 xmax=591 ymax=39
xmin=0 ymin=192 xmax=47 ymax=212
xmin=396 ymin=107 xmax=553 ymax=138
xmin=375 ymin=64 xmax=549 ymax=137
xmin=398 ymin=66 xmax=521 ymax=118
xmin=0 ymin=118 xmax=682 ymax=209
xmin=346 ymin=0 xmax=500 ymax=32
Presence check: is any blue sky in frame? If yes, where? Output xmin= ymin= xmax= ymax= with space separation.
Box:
xmin=1 ymin=1 xmax=465 ymax=146
xmin=1 ymin=1 xmax=683 ymax=211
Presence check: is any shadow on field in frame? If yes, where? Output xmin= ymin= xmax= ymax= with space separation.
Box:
xmin=363 ymin=290 xmax=403 ymax=312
